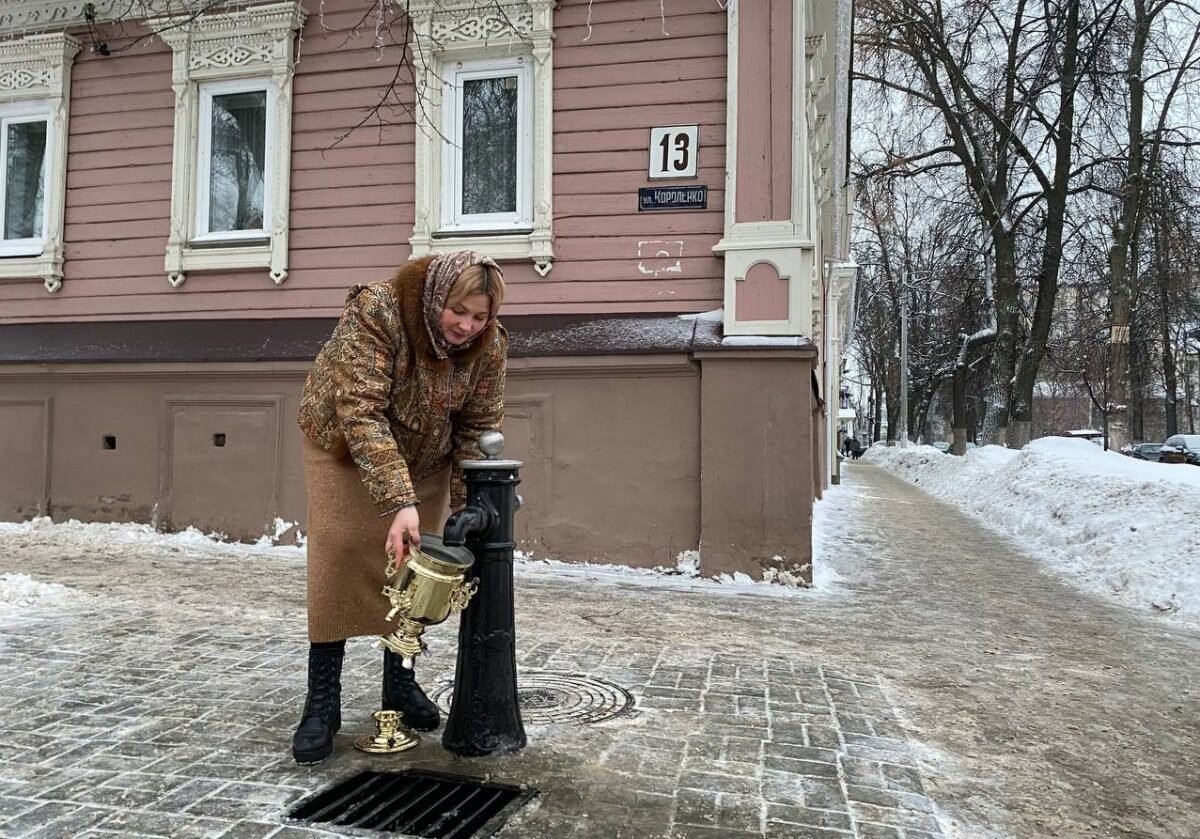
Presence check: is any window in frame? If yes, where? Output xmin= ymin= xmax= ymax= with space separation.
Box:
xmin=156 ymin=2 xmax=305 ymax=288
xmin=0 ymin=33 xmax=79 ymax=292
xmin=441 ymin=59 xmax=532 ymax=234
xmin=408 ymin=0 xmax=555 ymax=275
xmin=0 ymin=107 xmax=49 ymax=255
xmin=195 ymin=80 xmax=274 ymax=242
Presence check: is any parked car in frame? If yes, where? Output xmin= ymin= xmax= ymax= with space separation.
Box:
xmin=1125 ymin=442 xmax=1163 ymax=462
xmin=1160 ymin=435 xmax=1200 ymax=465
xmin=1062 ymin=429 xmax=1105 ymax=446
xmin=931 ymin=441 xmax=951 ymax=453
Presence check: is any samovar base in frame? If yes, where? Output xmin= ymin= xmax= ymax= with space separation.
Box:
xmin=353 ymin=710 xmax=420 ymax=754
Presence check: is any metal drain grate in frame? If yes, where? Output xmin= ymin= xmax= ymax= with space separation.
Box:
xmin=431 ymin=670 xmax=634 ymax=726
xmin=288 ymin=769 xmax=535 ymax=838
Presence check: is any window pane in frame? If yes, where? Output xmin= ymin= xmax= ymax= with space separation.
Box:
xmin=208 ymin=90 xmax=267 ymax=233
xmin=5 ymin=120 xmax=46 ymax=241
xmin=461 ymin=75 xmax=518 ymax=216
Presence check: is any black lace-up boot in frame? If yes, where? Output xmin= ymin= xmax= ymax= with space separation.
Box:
xmin=382 ymin=649 xmax=440 ymax=731
xmin=291 ymin=641 xmax=344 ymax=765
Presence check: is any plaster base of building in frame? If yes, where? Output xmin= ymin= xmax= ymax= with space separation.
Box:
xmin=0 ymin=322 xmax=822 ymax=582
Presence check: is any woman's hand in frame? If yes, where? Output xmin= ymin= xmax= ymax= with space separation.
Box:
xmin=386 ymin=505 xmax=421 ymax=568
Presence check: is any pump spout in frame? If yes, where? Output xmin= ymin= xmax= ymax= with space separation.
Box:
xmin=443 ymin=505 xmax=491 ymax=548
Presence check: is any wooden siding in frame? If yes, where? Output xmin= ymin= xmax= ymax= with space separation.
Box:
xmin=551 ymin=0 xmax=726 ymax=315
xmin=733 ymin=0 xmax=792 ymax=223
xmin=0 ymin=0 xmax=726 ymax=324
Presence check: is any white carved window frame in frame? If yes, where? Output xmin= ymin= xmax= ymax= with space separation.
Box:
xmin=155 ymin=1 xmax=306 ymax=288
xmin=405 ymin=0 xmax=555 ymax=277
xmin=0 ymin=33 xmax=79 ymax=293
xmin=440 ymin=56 xmax=534 ymax=234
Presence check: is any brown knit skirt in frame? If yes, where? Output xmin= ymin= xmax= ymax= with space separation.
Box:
xmin=303 ymin=437 xmax=451 ymax=641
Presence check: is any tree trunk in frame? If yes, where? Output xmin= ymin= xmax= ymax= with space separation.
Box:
xmin=914 ymin=398 xmax=930 ymax=445
xmin=1162 ymin=342 xmax=1178 ymax=438
xmin=952 ymin=364 xmax=969 ymax=455
xmin=1159 ymin=242 xmax=1179 ymax=437
xmin=1129 ymin=318 xmax=1146 ymax=443
xmin=871 ymin=380 xmax=882 ymax=442
xmin=991 ymin=233 xmax=1020 ymax=447
xmin=1186 ymin=360 xmax=1196 ymax=434
xmin=1107 ymin=0 xmax=1151 ymax=453
xmin=884 ymin=359 xmax=900 ymax=443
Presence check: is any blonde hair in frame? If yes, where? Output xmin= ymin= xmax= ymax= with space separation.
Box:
xmin=447 ymin=263 xmax=506 ymax=319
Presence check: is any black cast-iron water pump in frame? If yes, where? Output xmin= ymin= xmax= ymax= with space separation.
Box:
xmin=440 ymin=430 xmax=526 ymax=756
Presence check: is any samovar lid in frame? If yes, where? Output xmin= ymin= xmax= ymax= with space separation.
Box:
xmin=416 ymin=533 xmax=475 ymax=568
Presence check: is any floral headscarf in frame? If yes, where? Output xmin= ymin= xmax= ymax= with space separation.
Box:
xmin=422 ymin=250 xmax=503 ymax=360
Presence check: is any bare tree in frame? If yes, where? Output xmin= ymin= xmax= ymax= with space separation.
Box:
xmin=850 ymin=173 xmax=992 ymax=449
xmin=1096 ymin=0 xmax=1200 ymax=449
xmin=855 ymin=0 xmax=1123 ymax=447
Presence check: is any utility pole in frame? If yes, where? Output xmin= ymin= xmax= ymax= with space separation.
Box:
xmin=900 ymin=268 xmax=909 ymax=447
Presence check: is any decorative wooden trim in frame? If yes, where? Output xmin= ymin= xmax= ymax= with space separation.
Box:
xmin=405 ymin=0 xmax=554 ymax=276
xmin=155 ymin=1 xmax=306 ymax=288
xmin=804 ymin=31 xmax=833 ymax=208
xmin=715 ymin=1 xmax=820 ymax=338
xmin=720 ymin=0 xmax=738 ymax=241
xmin=0 ymin=33 xmax=79 ymax=293
xmin=0 ymin=2 xmax=108 ymax=36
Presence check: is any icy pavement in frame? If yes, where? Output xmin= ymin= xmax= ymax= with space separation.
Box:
xmin=1 ymin=463 xmax=1199 ymax=838
xmin=865 ymin=438 xmax=1200 ymax=628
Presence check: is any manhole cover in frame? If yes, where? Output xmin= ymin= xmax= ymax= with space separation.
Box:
xmin=288 ymin=769 xmax=534 ymax=837
xmin=431 ymin=671 xmax=633 ymax=725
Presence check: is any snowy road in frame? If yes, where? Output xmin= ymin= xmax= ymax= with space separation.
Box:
xmin=0 ymin=462 xmax=1197 ymax=838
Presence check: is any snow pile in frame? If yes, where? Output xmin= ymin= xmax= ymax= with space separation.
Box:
xmin=677 ymin=308 xmax=724 ymax=323
xmin=0 ymin=572 xmax=80 ymax=613
xmin=0 ymin=517 xmax=306 ymax=561
xmin=865 ymin=438 xmax=1200 ymax=627
xmin=811 ymin=481 xmax=864 ymax=591
xmin=674 ymin=549 xmax=701 ymax=577
xmin=721 ymin=335 xmax=809 ymax=348
xmin=513 ymin=550 xmax=823 ymax=599
xmin=254 ymin=518 xmax=306 ymax=549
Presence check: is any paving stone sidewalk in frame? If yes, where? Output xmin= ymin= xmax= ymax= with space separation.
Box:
xmin=0 ymin=601 xmax=944 ymax=839
xmin=2 ymin=463 xmax=1199 ymax=838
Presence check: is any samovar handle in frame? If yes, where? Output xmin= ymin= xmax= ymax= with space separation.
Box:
xmin=448 ymin=577 xmax=479 ymax=612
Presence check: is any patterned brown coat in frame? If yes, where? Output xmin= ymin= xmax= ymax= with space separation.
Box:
xmin=297 ymin=256 xmax=507 ymax=513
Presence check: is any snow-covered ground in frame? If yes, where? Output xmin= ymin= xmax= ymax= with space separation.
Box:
xmin=0 ymin=499 xmax=854 ymax=612
xmin=865 ymin=438 xmax=1200 ymax=628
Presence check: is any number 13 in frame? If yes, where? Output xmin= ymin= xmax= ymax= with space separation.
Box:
xmin=659 ymin=132 xmax=690 ymax=173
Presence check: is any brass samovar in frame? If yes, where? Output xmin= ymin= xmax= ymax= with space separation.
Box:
xmin=354 ymin=533 xmax=476 ymax=754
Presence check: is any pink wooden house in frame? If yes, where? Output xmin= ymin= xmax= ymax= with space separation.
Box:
xmin=0 ymin=0 xmax=856 ymax=580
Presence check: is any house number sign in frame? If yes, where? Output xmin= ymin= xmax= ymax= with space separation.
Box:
xmin=648 ymin=125 xmax=699 ymax=179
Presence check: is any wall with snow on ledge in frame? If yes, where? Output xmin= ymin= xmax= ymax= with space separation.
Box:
xmin=864 ymin=438 xmax=1200 ymax=629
